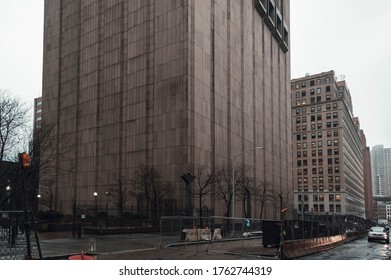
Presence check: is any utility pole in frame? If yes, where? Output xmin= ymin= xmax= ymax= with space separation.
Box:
xmin=279 ymin=194 xmax=288 ymax=260
xmin=19 ymin=152 xmax=32 ymax=259
xmin=105 ymin=191 xmax=109 ymax=230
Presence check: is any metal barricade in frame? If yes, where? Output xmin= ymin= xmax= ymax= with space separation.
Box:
xmin=0 ymin=210 xmax=42 ymax=260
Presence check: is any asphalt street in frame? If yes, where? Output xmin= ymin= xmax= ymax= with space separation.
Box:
xmin=37 ymin=232 xmax=277 ymax=260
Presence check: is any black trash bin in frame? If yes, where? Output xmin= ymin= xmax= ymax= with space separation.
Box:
xmin=261 ymin=220 xmax=281 ymax=248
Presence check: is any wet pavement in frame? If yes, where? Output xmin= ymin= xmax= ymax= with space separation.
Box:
xmin=39 ymin=232 xmax=167 ymax=259
xmin=37 ymin=231 xmax=278 ymax=260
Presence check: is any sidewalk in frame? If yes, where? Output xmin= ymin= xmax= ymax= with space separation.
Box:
xmin=37 ymin=231 xmax=278 ymax=260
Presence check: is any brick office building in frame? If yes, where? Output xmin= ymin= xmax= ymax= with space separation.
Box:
xmin=41 ymin=0 xmax=292 ymax=219
xmin=291 ymin=71 xmax=368 ymax=218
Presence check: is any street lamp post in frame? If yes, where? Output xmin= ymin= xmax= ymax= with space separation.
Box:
xmin=180 ymin=173 xmax=196 ymax=217
xmin=105 ymin=191 xmax=109 ymax=230
xmin=231 ymin=146 xmax=263 ymax=233
xmin=37 ymin=194 xmax=41 ymax=210
xmin=93 ymin=192 xmax=98 ymax=231
xmin=19 ymin=152 xmax=32 ymax=259
xmin=6 ymin=185 xmax=12 ymax=244
xmin=6 ymin=185 xmax=11 ymax=210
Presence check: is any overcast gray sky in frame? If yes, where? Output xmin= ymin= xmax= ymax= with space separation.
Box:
xmin=0 ymin=0 xmax=44 ymax=123
xmin=291 ymin=0 xmax=391 ymax=148
xmin=0 ymin=0 xmax=390 ymax=148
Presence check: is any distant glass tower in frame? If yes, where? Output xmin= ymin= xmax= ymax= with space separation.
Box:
xmin=371 ymin=145 xmax=391 ymax=196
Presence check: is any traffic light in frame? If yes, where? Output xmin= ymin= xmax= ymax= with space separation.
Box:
xmin=19 ymin=152 xmax=31 ymax=170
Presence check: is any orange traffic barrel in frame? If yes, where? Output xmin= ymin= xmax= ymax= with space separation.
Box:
xmin=68 ymin=251 xmax=94 ymax=260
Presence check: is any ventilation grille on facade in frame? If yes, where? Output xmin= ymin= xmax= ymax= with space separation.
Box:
xmin=254 ymin=0 xmax=289 ymax=53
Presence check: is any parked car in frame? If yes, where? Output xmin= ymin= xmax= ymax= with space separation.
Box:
xmin=368 ymin=226 xmax=389 ymax=243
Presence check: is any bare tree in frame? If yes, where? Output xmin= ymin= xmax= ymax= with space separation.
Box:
xmin=0 ymin=90 xmax=72 ymax=213
xmin=108 ymin=172 xmax=135 ymax=226
xmin=238 ymin=168 xmax=255 ymax=219
xmin=255 ymin=181 xmax=274 ymax=220
xmin=0 ymin=161 xmax=18 ymax=209
xmin=27 ymin=122 xmax=72 ymax=213
xmin=0 ymin=120 xmax=70 ymax=213
xmin=214 ymin=165 xmax=231 ymax=223
xmin=191 ymin=164 xmax=214 ymax=227
xmin=214 ymin=164 xmax=252 ymax=227
xmin=36 ymin=178 xmax=56 ymax=211
xmin=131 ymin=163 xmax=173 ymax=225
xmin=0 ymin=89 xmax=30 ymax=161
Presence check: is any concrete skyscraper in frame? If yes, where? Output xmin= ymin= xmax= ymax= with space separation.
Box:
xmin=41 ymin=0 xmax=292 ymax=219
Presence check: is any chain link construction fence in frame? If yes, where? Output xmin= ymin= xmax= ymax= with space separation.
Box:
xmin=159 ymin=214 xmax=370 ymax=247
xmin=0 ymin=211 xmax=42 ymax=260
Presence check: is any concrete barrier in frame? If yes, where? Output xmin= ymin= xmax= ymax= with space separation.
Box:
xmin=198 ymin=228 xmax=211 ymax=240
xmin=283 ymin=234 xmax=346 ymax=259
xmin=184 ymin=228 xmax=212 ymax=241
xmin=184 ymin=229 xmax=198 ymax=241
xmin=213 ymin=228 xmax=222 ymax=240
